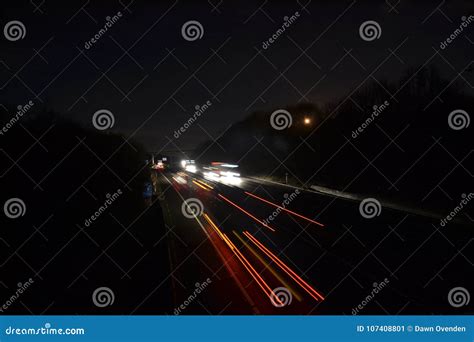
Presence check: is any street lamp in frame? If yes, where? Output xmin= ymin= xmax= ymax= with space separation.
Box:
xmin=304 ymin=117 xmax=311 ymax=125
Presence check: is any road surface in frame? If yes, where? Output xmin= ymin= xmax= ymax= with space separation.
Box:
xmin=152 ymin=169 xmax=472 ymax=315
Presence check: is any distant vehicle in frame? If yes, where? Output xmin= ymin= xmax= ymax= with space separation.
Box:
xmin=203 ymin=162 xmax=241 ymax=185
xmin=181 ymin=159 xmax=197 ymax=173
xmin=152 ymin=160 xmax=165 ymax=170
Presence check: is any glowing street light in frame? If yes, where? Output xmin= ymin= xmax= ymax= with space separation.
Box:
xmin=304 ymin=117 xmax=311 ymax=125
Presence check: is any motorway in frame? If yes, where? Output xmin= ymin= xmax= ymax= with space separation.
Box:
xmin=153 ymin=169 xmax=472 ymax=315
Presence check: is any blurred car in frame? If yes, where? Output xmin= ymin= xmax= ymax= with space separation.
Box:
xmin=183 ymin=160 xmax=197 ymax=173
xmin=203 ymin=162 xmax=241 ymax=185
xmin=152 ymin=160 xmax=165 ymax=170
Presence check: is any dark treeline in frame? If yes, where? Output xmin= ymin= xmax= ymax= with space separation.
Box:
xmin=194 ymin=67 xmax=473 ymax=213
xmin=0 ymin=111 xmax=171 ymax=314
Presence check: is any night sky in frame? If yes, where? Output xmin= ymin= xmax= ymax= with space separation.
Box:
xmin=1 ymin=0 xmax=473 ymax=150
xmin=1 ymin=0 xmax=473 ymax=318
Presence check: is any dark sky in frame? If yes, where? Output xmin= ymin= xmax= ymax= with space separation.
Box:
xmin=1 ymin=0 xmax=473 ymax=151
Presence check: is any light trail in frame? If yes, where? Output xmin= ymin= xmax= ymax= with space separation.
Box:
xmin=172 ymin=176 xmax=187 ymax=185
xmin=202 ymin=214 xmax=283 ymax=304
xmin=222 ymin=232 xmax=283 ymax=306
xmin=233 ymin=231 xmax=302 ymax=302
xmin=244 ymin=191 xmax=324 ymax=227
xmin=203 ymin=213 xmax=225 ymax=240
xmin=160 ymin=173 xmax=259 ymax=312
xmin=194 ymin=179 xmax=214 ymax=190
xmin=201 ymin=215 xmax=282 ymax=305
xmin=243 ymin=231 xmax=325 ymax=301
xmin=192 ymin=180 xmax=211 ymax=191
xmin=217 ymin=194 xmax=276 ymax=232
